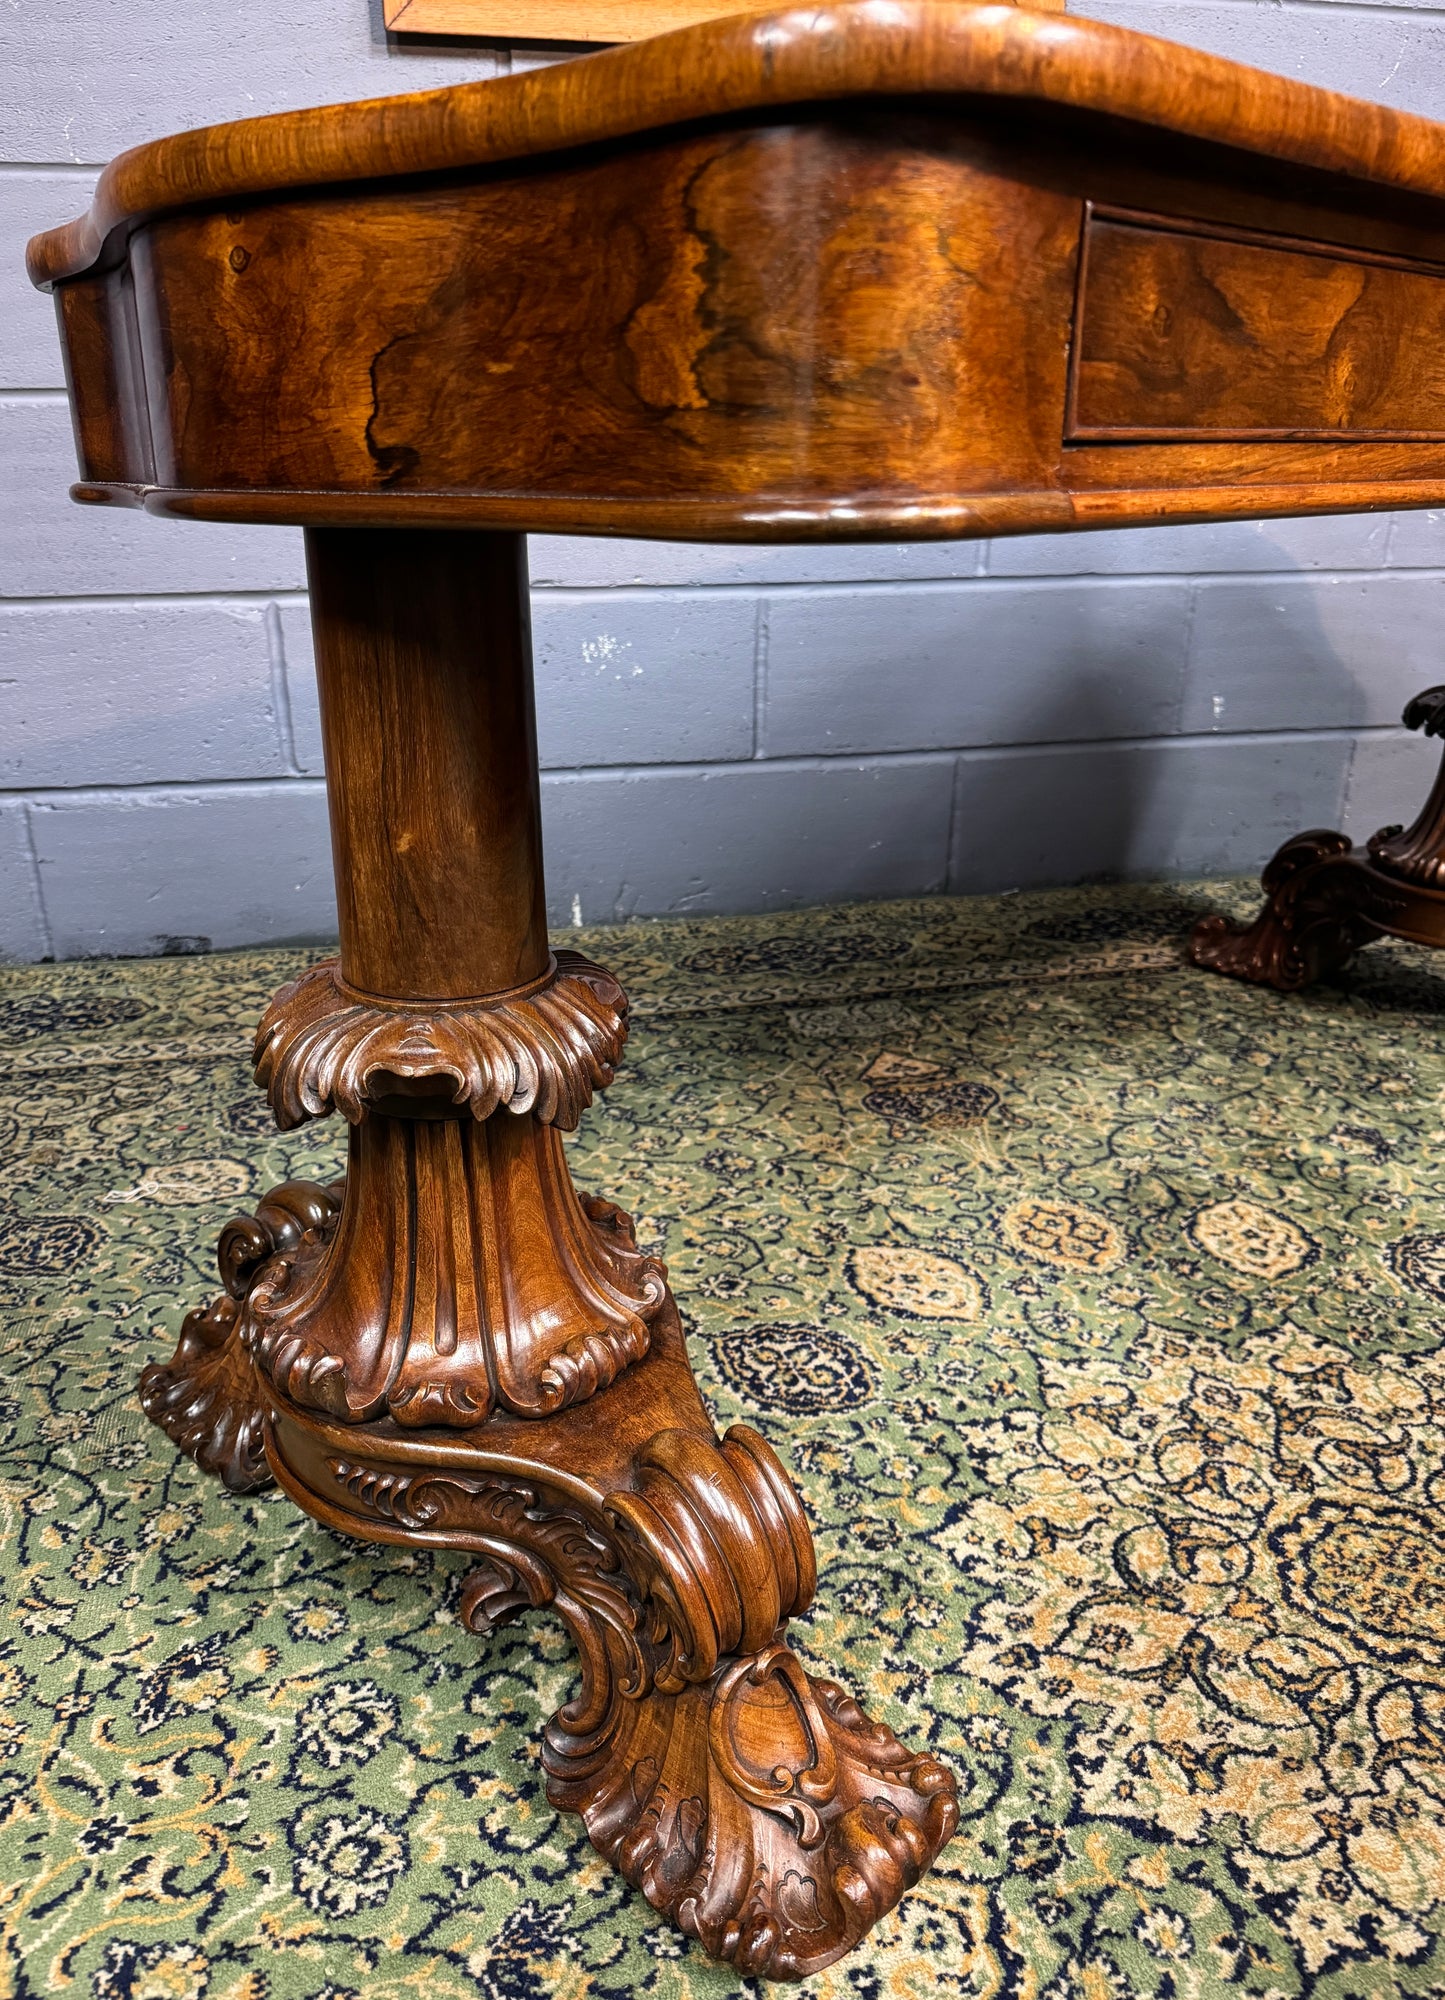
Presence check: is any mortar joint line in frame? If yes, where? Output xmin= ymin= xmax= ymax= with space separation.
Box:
xmin=19 ymin=802 xmax=54 ymax=960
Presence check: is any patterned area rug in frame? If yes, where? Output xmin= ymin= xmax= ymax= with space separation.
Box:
xmin=5 ymin=880 xmax=1445 ymax=1999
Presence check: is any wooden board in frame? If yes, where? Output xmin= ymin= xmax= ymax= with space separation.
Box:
xmin=382 ymin=0 xmax=1063 ymax=47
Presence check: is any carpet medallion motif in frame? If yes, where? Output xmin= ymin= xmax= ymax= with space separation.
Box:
xmin=3 ymin=881 xmax=1445 ymax=1996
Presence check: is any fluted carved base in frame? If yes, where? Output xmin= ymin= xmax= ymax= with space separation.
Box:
xmin=250 ymin=1114 xmax=663 ymax=1424
xmin=154 ymin=1118 xmax=665 ymax=1441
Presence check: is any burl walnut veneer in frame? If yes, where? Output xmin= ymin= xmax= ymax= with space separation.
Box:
xmin=30 ymin=2 xmax=1445 ymax=1972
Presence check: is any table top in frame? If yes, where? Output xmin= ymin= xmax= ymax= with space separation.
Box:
xmin=30 ymin=1 xmax=1445 ymax=541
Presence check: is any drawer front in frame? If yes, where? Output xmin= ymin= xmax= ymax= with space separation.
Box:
xmin=1068 ymin=205 xmax=1445 ymax=442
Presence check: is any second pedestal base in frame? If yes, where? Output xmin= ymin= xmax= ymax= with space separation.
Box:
xmin=1191 ymin=685 xmax=1445 ymax=991
xmin=1189 ymin=829 xmax=1445 ymax=990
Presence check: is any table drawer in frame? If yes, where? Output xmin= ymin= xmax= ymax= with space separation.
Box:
xmin=1068 ymin=204 xmax=1445 ymax=443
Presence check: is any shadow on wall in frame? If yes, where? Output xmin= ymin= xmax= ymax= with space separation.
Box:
xmin=945 ymin=531 xmax=1379 ymax=896
xmin=955 ymin=661 xmax=1185 ymax=893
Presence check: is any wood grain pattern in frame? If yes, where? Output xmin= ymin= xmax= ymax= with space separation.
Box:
xmin=29 ymin=147 xmax=1445 ymax=542
xmin=304 ymin=529 xmax=547 ymax=1001
xmin=30 ymin=2 xmax=1445 ymax=542
xmin=54 ymin=271 xmax=154 ymax=487
xmin=1069 ymin=206 xmax=1445 ymax=440
xmin=29 ymin=3 xmax=1445 ymax=293
xmin=123 ymin=124 xmax=1076 ymax=510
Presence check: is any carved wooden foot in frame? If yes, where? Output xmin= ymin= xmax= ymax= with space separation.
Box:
xmin=148 ymin=1176 xmax=958 ymax=1974
xmin=1191 ymin=686 xmax=1445 ymax=989
xmin=135 ymin=528 xmax=957 ymax=1976
xmin=138 ymin=1292 xmax=272 ymax=1492
xmin=139 ymin=1178 xmax=342 ymax=1492
xmin=543 ymin=1642 xmax=958 ymax=1977
xmin=260 ymin=1300 xmax=958 ymax=1981
xmin=1187 ymin=829 xmax=1373 ymax=989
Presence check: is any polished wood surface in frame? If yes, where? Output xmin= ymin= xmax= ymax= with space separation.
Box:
xmin=30 ymin=2 xmax=1445 ymax=288
xmin=307 ymin=529 xmax=548 ymax=1001
xmin=32 ymin=2 xmax=1445 ymax=1976
xmin=1069 ymin=206 xmax=1445 ymax=441
xmin=28 ymin=2 xmax=1445 ymax=540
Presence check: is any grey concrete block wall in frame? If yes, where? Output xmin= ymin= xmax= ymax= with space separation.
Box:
xmin=2 ymin=602 xmax=288 ymax=787
xmin=1 ymin=399 xmax=309 ymax=596
xmin=762 ymin=580 xmax=1193 ymax=755
xmin=544 ymin=758 xmax=957 ymax=923
xmin=949 ymin=733 xmax=1360 ymax=892
xmin=31 ymin=784 xmax=336 ymax=960
xmin=7 ymin=0 xmax=1445 ymax=960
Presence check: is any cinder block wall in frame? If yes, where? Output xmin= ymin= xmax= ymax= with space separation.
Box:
xmin=4 ymin=0 xmax=1444 ymax=960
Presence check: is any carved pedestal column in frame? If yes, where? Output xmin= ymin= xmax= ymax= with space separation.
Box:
xmin=137 ymin=526 xmax=956 ymax=1979
xmin=1190 ymin=685 xmax=1445 ymax=989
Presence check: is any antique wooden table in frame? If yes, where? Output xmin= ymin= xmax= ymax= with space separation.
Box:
xmin=30 ymin=2 xmax=1445 ymax=1974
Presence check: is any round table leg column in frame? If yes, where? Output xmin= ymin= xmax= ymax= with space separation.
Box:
xmin=305 ymin=526 xmax=550 ymax=1004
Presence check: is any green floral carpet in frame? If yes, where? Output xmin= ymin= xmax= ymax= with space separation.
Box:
xmin=6 ymin=880 xmax=1445 ymax=1999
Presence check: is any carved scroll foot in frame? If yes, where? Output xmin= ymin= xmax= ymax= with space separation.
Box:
xmin=138 ymin=1296 xmax=271 ymax=1492
xmin=543 ymin=1640 xmax=958 ymax=1979
xmin=1191 ymin=687 xmax=1445 ymax=990
xmin=539 ymin=1419 xmax=955 ymax=1975
xmin=471 ymin=1414 xmax=960 ymax=1979
xmin=1188 ymin=830 xmax=1372 ymax=990
xmin=266 ymin=1304 xmax=959 ymax=1979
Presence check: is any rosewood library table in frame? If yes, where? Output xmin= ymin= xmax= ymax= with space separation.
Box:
xmin=30 ymin=2 xmax=1445 ymax=1974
